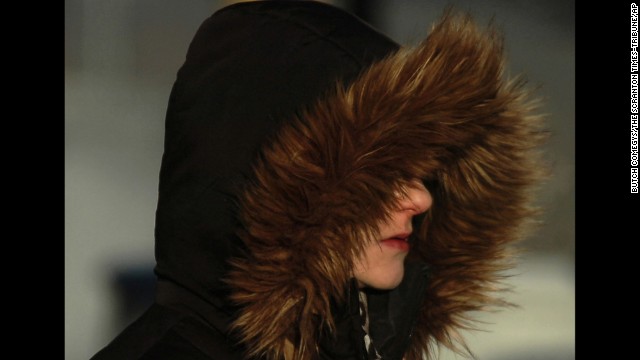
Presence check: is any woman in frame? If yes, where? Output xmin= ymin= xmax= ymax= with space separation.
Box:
xmin=92 ymin=1 xmax=545 ymax=359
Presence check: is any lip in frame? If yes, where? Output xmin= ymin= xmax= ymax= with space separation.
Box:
xmin=380 ymin=232 xmax=412 ymax=251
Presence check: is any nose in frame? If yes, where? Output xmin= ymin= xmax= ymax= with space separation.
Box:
xmin=396 ymin=180 xmax=433 ymax=215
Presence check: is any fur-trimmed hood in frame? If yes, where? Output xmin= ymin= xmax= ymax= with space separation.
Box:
xmin=153 ymin=2 xmax=545 ymax=360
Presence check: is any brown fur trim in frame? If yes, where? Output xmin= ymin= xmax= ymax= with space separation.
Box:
xmin=227 ymin=11 xmax=547 ymax=360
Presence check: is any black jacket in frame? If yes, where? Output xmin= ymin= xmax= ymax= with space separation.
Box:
xmin=92 ymin=2 xmax=545 ymax=360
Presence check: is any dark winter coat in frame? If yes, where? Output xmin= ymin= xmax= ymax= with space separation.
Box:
xmin=91 ymin=1 xmax=545 ymax=360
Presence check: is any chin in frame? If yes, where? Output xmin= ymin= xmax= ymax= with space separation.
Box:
xmin=367 ymin=269 xmax=405 ymax=290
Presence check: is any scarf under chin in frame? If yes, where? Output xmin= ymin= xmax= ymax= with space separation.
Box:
xmin=359 ymin=291 xmax=382 ymax=360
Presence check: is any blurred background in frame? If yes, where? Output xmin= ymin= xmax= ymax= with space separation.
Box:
xmin=65 ymin=0 xmax=574 ymax=359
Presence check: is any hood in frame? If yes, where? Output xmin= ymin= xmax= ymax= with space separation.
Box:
xmin=154 ymin=1 xmax=546 ymax=360
xmin=153 ymin=0 xmax=398 ymax=336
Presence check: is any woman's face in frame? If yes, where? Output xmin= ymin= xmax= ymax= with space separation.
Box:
xmin=353 ymin=180 xmax=433 ymax=290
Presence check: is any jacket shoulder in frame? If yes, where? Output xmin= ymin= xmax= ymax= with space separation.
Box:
xmin=91 ymin=304 xmax=243 ymax=360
